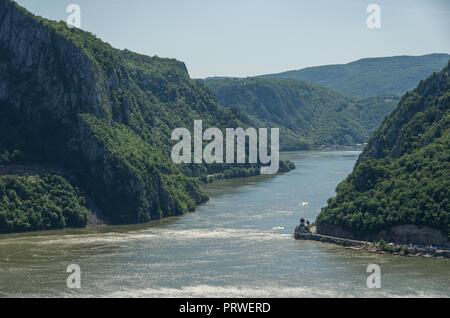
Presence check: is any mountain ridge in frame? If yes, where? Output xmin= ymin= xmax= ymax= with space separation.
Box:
xmin=257 ymin=54 xmax=450 ymax=97
xmin=204 ymin=77 xmax=400 ymax=150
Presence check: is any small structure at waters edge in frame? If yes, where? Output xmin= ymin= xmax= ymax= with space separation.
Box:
xmin=294 ymin=218 xmax=312 ymax=239
xmin=293 ymin=220 xmax=450 ymax=258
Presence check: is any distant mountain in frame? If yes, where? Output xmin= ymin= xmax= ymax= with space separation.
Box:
xmin=204 ymin=77 xmax=399 ymax=150
xmin=258 ymin=54 xmax=450 ymax=98
xmin=316 ymin=62 xmax=450 ymax=245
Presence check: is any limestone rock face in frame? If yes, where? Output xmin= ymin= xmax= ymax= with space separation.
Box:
xmin=317 ymin=223 xmax=450 ymax=248
xmin=0 ymin=0 xmax=101 ymax=119
xmin=0 ymin=0 xmax=211 ymax=225
xmin=316 ymin=223 xmax=355 ymax=239
xmin=374 ymin=225 xmax=450 ymax=247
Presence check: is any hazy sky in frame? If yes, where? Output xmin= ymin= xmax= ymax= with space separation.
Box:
xmin=14 ymin=0 xmax=450 ymax=78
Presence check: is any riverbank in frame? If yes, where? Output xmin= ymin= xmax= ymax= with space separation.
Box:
xmin=2 ymin=150 xmax=449 ymax=297
xmin=295 ymin=226 xmax=450 ymax=259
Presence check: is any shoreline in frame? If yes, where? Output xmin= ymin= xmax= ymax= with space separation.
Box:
xmin=295 ymin=227 xmax=450 ymax=259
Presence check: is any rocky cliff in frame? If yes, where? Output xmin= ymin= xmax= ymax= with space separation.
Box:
xmin=0 ymin=0 xmax=267 ymax=232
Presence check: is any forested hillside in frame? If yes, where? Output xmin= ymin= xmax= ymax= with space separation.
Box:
xmin=0 ymin=174 xmax=88 ymax=233
xmin=258 ymin=54 xmax=450 ymax=98
xmin=316 ymin=62 xmax=450 ymax=243
xmin=0 ymin=0 xmax=293 ymax=233
xmin=204 ymin=77 xmax=399 ymax=150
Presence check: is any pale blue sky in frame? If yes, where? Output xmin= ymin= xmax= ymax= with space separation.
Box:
xmin=14 ymin=0 xmax=450 ymax=78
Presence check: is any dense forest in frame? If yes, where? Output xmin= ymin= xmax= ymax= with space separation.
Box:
xmin=316 ymin=62 xmax=450 ymax=240
xmin=204 ymin=77 xmax=399 ymax=150
xmin=0 ymin=0 xmax=293 ymax=233
xmin=0 ymin=174 xmax=88 ymax=233
xmin=257 ymin=54 xmax=450 ymax=98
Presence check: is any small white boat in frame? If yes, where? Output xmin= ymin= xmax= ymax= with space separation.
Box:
xmin=299 ymin=201 xmax=309 ymax=207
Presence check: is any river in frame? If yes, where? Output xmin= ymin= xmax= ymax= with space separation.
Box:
xmin=0 ymin=150 xmax=449 ymax=297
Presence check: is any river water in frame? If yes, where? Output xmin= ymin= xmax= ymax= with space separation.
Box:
xmin=0 ymin=150 xmax=449 ymax=297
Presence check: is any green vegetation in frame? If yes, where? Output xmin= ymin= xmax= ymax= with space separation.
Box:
xmin=317 ymin=62 xmax=450 ymax=240
xmin=337 ymin=239 xmax=351 ymax=246
xmin=376 ymin=240 xmax=417 ymax=255
xmin=0 ymin=0 xmax=294 ymax=232
xmin=258 ymin=54 xmax=450 ymax=98
xmin=0 ymin=174 xmax=88 ymax=233
xmin=201 ymin=160 xmax=295 ymax=183
xmin=76 ymin=114 xmax=209 ymax=223
xmin=204 ymin=77 xmax=399 ymax=150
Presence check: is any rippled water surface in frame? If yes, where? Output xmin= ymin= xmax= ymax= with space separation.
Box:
xmin=0 ymin=150 xmax=449 ymax=297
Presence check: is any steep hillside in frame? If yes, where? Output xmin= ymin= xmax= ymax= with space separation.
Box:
xmin=0 ymin=173 xmax=88 ymax=233
xmin=204 ymin=77 xmax=399 ymax=150
xmin=316 ymin=62 xmax=450 ymax=245
xmin=0 ymin=0 xmax=287 ymax=233
xmin=258 ymin=54 xmax=450 ymax=98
